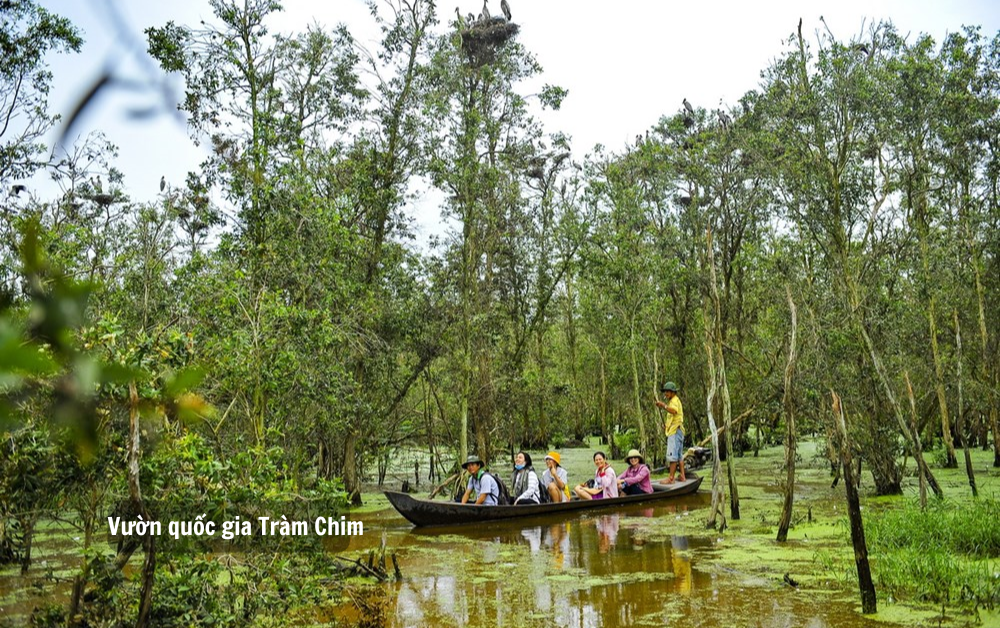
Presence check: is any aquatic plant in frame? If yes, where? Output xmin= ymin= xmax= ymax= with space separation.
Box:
xmin=866 ymin=498 xmax=1000 ymax=608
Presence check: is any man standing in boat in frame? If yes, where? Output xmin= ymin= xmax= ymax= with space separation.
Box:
xmin=460 ymin=454 xmax=499 ymax=505
xmin=655 ymin=382 xmax=686 ymax=484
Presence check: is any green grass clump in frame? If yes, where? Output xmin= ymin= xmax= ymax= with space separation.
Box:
xmin=866 ymin=498 xmax=1000 ymax=608
xmin=867 ymin=498 xmax=1000 ymax=558
xmin=872 ymin=549 xmax=999 ymax=607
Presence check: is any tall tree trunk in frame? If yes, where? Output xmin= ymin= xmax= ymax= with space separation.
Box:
xmin=911 ymin=184 xmax=957 ymax=467
xmin=630 ymin=322 xmax=648 ymax=454
xmin=343 ymin=432 xmax=361 ymax=505
xmin=703 ymin=335 xmax=725 ymax=532
xmin=599 ymin=350 xmax=608 ymax=447
xmin=69 ymin=518 xmax=94 ymax=625
xmin=702 ymin=229 xmax=726 ymax=531
xmin=777 ymin=288 xmax=798 ymax=542
xmin=707 ymin=227 xmax=739 ymax=519
xmin=536 ymin=328 xmax=546 ymax=445
xmin=19 ymin=518 xmax=35 ymax=575
xmin=847 ymin=276 xmax=942 ymax=498
xmin=954 ymin=311 xmax=977 ymax=497
xmin=965 ymin=222 xmax=1000 ymax=467
xmin=926 ymin=294 xmax=957 ymax=467
xmin=904 ymin=373 xmax=928 ymax=509
xmin=564 ymin=273 xmax=582 ymax=440
xmin=652 ymin=348 xmax=661 ymax=466
xmin=128 ymin=383 xmax=155 ymax=628
xmin=831 ymin=391 xmax=877 ymax=615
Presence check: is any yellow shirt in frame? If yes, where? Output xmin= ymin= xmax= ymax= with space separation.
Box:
xmin=664 ymin=395 xmax=684 ymax=436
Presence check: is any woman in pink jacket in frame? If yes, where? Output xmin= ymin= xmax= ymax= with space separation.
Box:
xmin=617 ymin=449 xmax=653 ymax=495
xmin=574 ymin=451 xmax=619 ymax=500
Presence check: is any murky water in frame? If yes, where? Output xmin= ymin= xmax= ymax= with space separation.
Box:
xmin=348 ymin=494 xmax=890 ymax=628
xmin=9 ymin=438 xmax=993 ymax=627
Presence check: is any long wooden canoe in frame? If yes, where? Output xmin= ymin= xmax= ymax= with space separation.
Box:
xmin=385 ymin=475 xmax=703 ymax=527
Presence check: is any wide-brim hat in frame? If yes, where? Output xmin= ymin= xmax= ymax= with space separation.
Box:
xmin=461 ymin=454 xmax=485 ymax=469
xmin=544 ymin=451 xmax=561 ymax=466
xmin=660 ymin=381 xmax=678 ymax=392
xmin=625 ymin=449 xmax=645 ymax=464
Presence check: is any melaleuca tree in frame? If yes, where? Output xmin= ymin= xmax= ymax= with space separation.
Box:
xmin=423 ymin=17 xmax=566 ymax=463
xmin=0 ymin=0 xmax=82 ymax=182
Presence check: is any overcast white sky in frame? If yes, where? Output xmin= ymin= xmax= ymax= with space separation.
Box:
xmin=32 ymin=0 xmax=1000 ymax=242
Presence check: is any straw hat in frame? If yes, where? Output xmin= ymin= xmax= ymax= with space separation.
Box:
xmin=544 ymin=451 xmax=561 ymax=466
xmin=625 ymin=449 xmax=645 ymax=464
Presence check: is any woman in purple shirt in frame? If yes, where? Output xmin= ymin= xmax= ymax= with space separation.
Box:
xmin=617 ymin=449 xmax=653 ymax=495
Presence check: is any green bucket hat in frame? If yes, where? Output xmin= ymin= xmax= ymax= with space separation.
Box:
xmin=661 ymin=381 xmax=678 ymax=392
xmin=461 ymin=454 xmax=485 ymax=470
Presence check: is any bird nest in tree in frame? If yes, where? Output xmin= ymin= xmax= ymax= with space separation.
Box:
xmin=460 ymin=18 xmax=519 ymax=67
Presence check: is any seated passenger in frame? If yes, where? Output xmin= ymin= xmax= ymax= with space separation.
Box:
xmin=617 ymin=449 xmax=653 ymax=495
xmin=541 ymin=451 xmax=570 ymax=503
xmin=460 ymin=455 xmax=498 ymax=505
xmin=574 ymin=451 xmax=618 ymax=500
xmin=511 ymin=451 xmax=540 ymax=505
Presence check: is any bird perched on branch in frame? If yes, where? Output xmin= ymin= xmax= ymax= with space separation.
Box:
xmin=718 ymin=110 xmax=731 ymax=130
xmin=481 ymin=0 xmax=490 ymax=21
xmin=160 ymin=175 xmax=166 ymax=192
xmin=501 ymin=0 xmax=511 ymax=20
xmin=683 ymin=98 xmax=694 ymax=116
xmin=467 ymin=11 xmax=475 ymax=24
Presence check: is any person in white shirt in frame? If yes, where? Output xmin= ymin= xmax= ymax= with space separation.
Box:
xmin=541 ymin=451 xmax=569 ymax=502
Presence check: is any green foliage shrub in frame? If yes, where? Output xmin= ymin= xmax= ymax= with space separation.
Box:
xmin=612 ymin=429 xmax=638 ymax=458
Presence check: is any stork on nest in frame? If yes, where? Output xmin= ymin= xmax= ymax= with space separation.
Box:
xmin=460 ymin=18 xmax=519 ymax=68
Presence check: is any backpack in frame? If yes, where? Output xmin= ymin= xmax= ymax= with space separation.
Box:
xmin=481 ymin=471 xmax=512 ymax=505
xmin=537 ymin=481 xmax=551 ymax=504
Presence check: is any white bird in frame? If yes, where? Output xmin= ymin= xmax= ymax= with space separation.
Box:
xmin=481 ymin=0 xmax=490 ymax=21
xmin=500 ymin=0 xmax=511 ymax=20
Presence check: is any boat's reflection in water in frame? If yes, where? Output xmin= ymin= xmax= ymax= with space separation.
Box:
xmin=392 ymin=500 xmax=707 ymax=628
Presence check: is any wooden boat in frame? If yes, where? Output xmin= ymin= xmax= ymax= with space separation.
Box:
xmin=385 ymin=475 xmax=702 ymax=527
